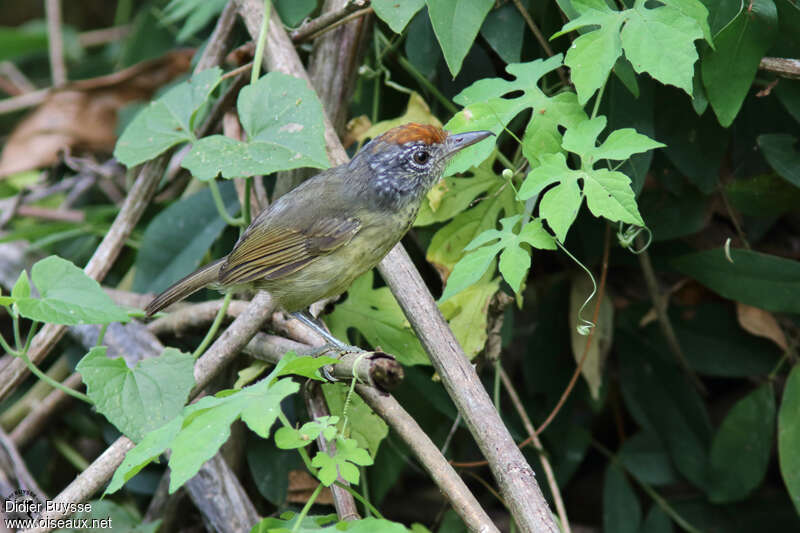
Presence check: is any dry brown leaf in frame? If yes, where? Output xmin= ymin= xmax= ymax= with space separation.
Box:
xmin=286 ymin=469 xmax=334 ymax=505
xmin=0 ymin=49 xmax=193 ymax=178
xmin=736 ymin=302 xmax=788 ymax=351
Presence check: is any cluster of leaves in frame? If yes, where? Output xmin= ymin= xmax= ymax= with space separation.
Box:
xmin=1 ymin=0 xmax=799 ymax=531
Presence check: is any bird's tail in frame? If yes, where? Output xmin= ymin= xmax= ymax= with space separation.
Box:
xmin=145 ymin=259 xmax=224 ymax=317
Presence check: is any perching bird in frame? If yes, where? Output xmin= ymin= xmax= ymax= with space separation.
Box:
xmin=145 ymin=123 xmax=492 ymax=345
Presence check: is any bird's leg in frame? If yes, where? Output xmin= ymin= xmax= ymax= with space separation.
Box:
xmin=291 ymin=311 xmax=363 ymax=381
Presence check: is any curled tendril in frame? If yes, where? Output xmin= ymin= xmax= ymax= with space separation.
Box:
xmin=556 ymin=240 xmax=597 ymax=336
xmin=616 ymin=223 xmax=652 ymax=254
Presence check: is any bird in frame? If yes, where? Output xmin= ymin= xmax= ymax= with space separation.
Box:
xmin=145 ymin=123 xmax=492 ymax=349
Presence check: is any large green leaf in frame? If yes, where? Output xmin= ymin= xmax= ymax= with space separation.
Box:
xmin=444 ymin=56 xmax=587 ymax=174
xmin=701 ymin=0 xmax=777 ymax=127
xmin=77 ymin=347 xmax=195 ymax=443
xmin=757 ymin=134 xmax=800 ymax=188
xmin=618 ymin=431 xmax=679 ymax=486
xmin=134 ymin=182 xmax=239 ymax=293
xmin=707 ymin=385 xmax=775 ymax=502
xmin=617 ymin=330 xmax=712 ymax=490
xmin=779 ymin=364 xmax=800 ymax=515
xmin=553 ymin=0 xmax=708 ymax=103
xmin=672 ymin=248 xmax=800 ymax=313
xmin=480 ymin=2 xmax=526 ymax=64
xmin=182 ymin=72 xmax=330 ymax=180
xmin=15 ymin=256 xmax=130 ymax=325
xmin=426 ymin=0 xmax=493 ymax=77
xmin=671 ymin=303 xmax=781 ymax=377
xmin=603 ymin=464 xmax=642 ymax=533
xmin=114 ymin=68 xmax=223 ymax=167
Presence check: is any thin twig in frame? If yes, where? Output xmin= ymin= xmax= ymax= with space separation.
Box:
xmin=636 ymin=235 xmax=707 ymax=395
xmin=45 ymin=0 xmax=67 ymax=86
xmin=290 ymin=0 xmax=370 ymax=42
xmin=0 ymin=61 xmax=37 ymax=93
xmin=499 ymin=369 xmax=570 ymax=533
xmin=297 ymin=7 xmax=373 ymax=43
xmin=78 ymin=25 xmax=131 ymax=48
xmin=759 ymin=57 xmax=800 ymax=79
xmin=15 ymin=205 xmax=85 ymax=223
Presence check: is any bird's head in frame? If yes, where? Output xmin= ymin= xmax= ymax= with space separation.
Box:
xmin=352 ymin=123 xmax=493 ymax=209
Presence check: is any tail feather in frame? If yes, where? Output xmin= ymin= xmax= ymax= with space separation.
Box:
xmin=145 ymin=259 xmax=225 ymax=316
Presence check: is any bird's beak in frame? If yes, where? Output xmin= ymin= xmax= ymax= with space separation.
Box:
xmin=445 ymin=130 xmax=494 ymax=157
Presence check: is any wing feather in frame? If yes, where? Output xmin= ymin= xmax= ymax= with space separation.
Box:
xmin=218 ymin=216 xmax=361 ymax=285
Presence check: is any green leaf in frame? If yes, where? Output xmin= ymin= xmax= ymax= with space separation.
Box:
xmin=109 ymin=361 xmax=300 ymax=494
xmin=618 ymin=431 xmax=679 ymax=486
xmin=274 ymin=0 xmax=317 ymax=27
xmin=168 ymin=377 xmax=299 ymax=492
xmin=707 ymin=384 xmax=775 ymax=502
xmin=11 ymin=270 xmax=30 ymax=300
xmin=757 ymin=134 xmax=800 ymax=188
xmin=555 ymin=0 xmax=707 ymax=103
xmin=672 ymin=248 xmax=800 ymax=313
xmin=426 ymin=179 xmax=517 ymax=278
xmin=779 ymin=364 xmax=800 ymax=514
xmin=480 ymin=3 xmax=525 ymax=64
xmin=617 ymin=329 xmax=712 ymax=490
xmin=277 ymin=351 xmax=340 ymax=381
xmin=373 ymin=0 xmax=425 ymax=33
xmin=106 ymin=417 xmax=183 ymax=495
xmin=621 ymin=1 xmax=704 ymax=94
xmin=415 ymin=170 xmax=499 ymax=226
xmin=114 ymin=68 xmax=223 ymax=167
xmin=163 ymin=0 xmax=227 ymax=42
xmin=15 ymin=256 xmax=130 ymax=325
xmin=274 ymin=416 xmax=339 ymax=449
xmin=701 ymin=0 xmax=777 ymax=127
xmin=671 ymin=303 xmax=780 ymax=377
xmin=439 ymin=275 xmax=500 ymax=359
xmin=640 ymin=507 xmax=673 ymax=533
xmin=327 ymin=271 xmax=428 ymax=366
xmin=725 ymin=173 xmax=800 ymax=217
xmin=77 ymin=347 xmax=195 ymax=443
xmin=603 ymin=464 xmax=642 ymax=533
xmin=182 ymin=72 xmax=330 ymax=180
xmin=322 ymin=383 xmax=388 ymax=457
xmin=445 ymin=56 xmax=587 ymax=175
xmin=426 ymin=0 xmax=493 ymax=77
xmin=518 ymin=151 xmax=646 ymax=241
xmin=441 ymin=215 xmax=555 ymax=301
xmin=247 ymin=439 xmax=299 ymax=506
xmin=311 ymin=436 xmax=373 ymax=486
xmin=133 ymin=181 xmax=239 ymax=293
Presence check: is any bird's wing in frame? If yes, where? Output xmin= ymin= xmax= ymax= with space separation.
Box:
xmin=218 ymin=215 xmax=361 ymax=285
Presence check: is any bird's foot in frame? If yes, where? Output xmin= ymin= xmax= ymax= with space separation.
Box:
xmin=306 ymin=342 xmax=364 ymax=382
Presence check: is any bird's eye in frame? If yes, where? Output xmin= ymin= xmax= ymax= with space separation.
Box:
xmin=413 ymin=150 xmax=431 ymax=165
